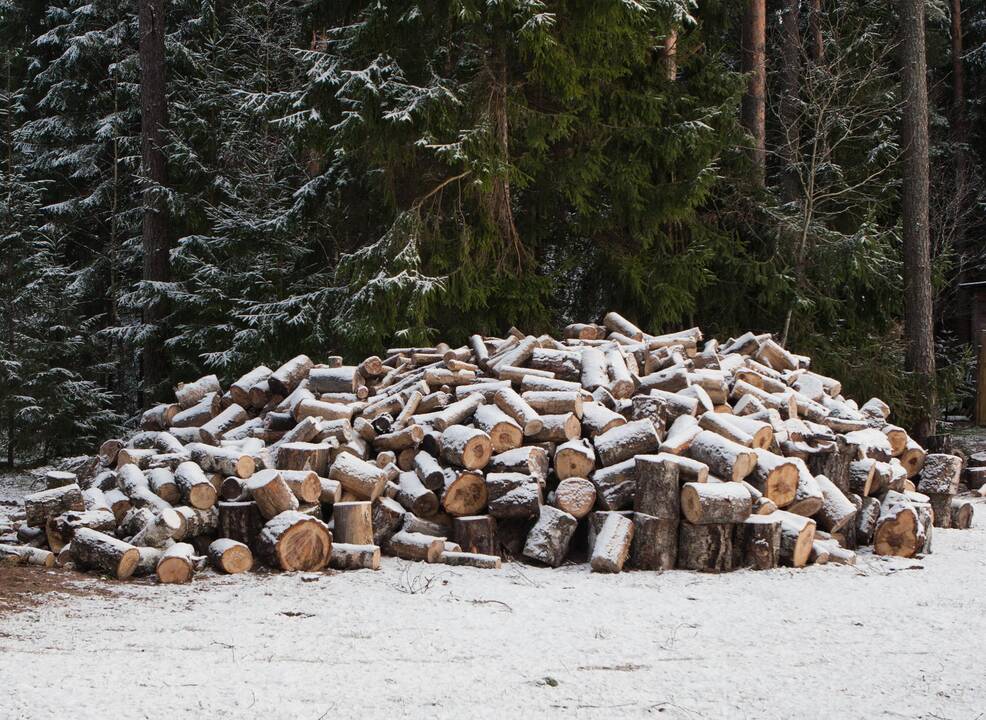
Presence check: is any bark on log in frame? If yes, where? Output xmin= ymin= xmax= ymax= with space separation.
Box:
xmin=131 ymin=508 xmax=182 ymax=548
xmin=452 ymin=515 xmax=498 ymax=556
xmin=594 ymin=419 xmax=660 ymax=467
xmin=147 ymin=467 xmax=181 ymax=504
xmin=775 ymin=510 xmax=816 ymax=568
xmin=372 ymin=497 xmax=406 ymax=547
xmin=523 ymin=506 xmax=577 ymax=567
xmin=473 ymin=404 xmax=523 ymax=452
xmin=629 ymin=512 xmax=677 ymax=570
xmin=246 ymin=470 xmax=300 ymax=519
xmin=175 ymin=375 xmax=221 ymax=410
xmin=736 ymin=514 xmax=781 ymax=570
xmin=441 ymin=468 xmax=489 ymax=517
xmin=440 ymin=425 xmax=493 ymax=470
xmin=24 ymin=483 xmax=85 ymax=528
xmin=394 ymin=471 xmax=439 ymax=516
xmin=554 ymin=439 xmax=596 ymax=480
xmin=581 ymin=401 xmax=626 ymax=438
xmin=330 ymin=543 xmax=381 ymax=570
xmin=660 ymin=415 xmax=701 ymax=455
xmin=387 ymin=530 xmax=444 ymax=562
xmin=0 ymin=544 xmax=56 ymax=567
xmin=950 ymin=498 xmax=974 ymax=529
xmin=175 ymin=461 xmax=218 ymax=510
xmin=199 ymin=404 xmax=248 ymax=446
xmin=813 ymin=474 xmax=856 ymax=533
xmin=687 ymin=431 xmax=757 ymax=481
xmin=329 ymin=453 xmax=389 ymax=501
xmin=873 ymin=490 xmax=924 ymax=557
xmin=72 ymin=528 xmax=140 ymax=579
xmin=916 ymin=453 xmax=962 ymax=495
xmin=677 ymin=522 xmax=733 ymax=572
xmin=591 ymin=459 xmax=637 ymax=511
xmin=680 ymin=482 xmax=751 ymax=525
xmin=269 ymin=355 xmax=314 ymax=396
xmin=493 ymin=388 xmax=543 ymax=436
xmin=256 ymin=511 xmax=332 ymax=571
xmin=332 ymin=501 xmax=374 ymax=545
xmin=440 ymin=551 xmax=501 ymax=569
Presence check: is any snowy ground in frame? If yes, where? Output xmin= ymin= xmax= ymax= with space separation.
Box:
xmin=1 ymin=470 xmax=985 ymax=719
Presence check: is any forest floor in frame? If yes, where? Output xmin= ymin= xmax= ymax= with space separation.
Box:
xmin=1 ymin=469 xmax=985 ymax=719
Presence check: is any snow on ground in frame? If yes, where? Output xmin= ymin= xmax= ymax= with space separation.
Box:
xmin=1 ymin=469 xmax=984 ymax=719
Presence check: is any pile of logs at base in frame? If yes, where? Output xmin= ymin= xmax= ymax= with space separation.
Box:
xmin=0 ymin=313 xmax=978 ymax=581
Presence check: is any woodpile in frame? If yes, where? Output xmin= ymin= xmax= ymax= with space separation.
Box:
xmin=0 ymin=312 xmax=975 ymax=582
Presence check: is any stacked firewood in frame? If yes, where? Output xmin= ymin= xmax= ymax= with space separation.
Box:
xmin=0 ymin=313 xmax=976 ymax=581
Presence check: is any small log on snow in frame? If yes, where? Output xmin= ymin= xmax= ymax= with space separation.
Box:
xmin=175 ymin=461 xmax=218 ymax=510
xmin=523 ymin=505 xmax=577 ymax=567
xmin=0 ymin=544 xmax=56 ymax=567
xmin=156 ymin=542 xmax=200 ymax=583
xmin=246 ymin=470 xmax=300 ymax=519
xmin=72 ymin=528 xmax=140 ymax=579
xmin=594 ymin=419 xmax=660 ymax=467
xmin=950 ymin=498 xmax=974 ymax=529
xmin=329 ymin=453 xmax=389 ymax=501
xmin=736 ymin=514 xmax=781 ymax=570
xmin=24 ymin=483 xmax=85 ymax=528
xmin=452 ymin=515 xmax=497 ymax=556
xmin=590 ymin=512 xmax=635 ymax=573
xmin=256 ymin=511 xmax=332 ymax=571
xmin=440 ymin=425 xmax=493 ymax=470
xmin=330 ymin=543 xmax=381 ymax=570
xmin=388 ymin=530 xmax=444 ymax=563
xmin=680 ymin=482 xmax=751 ymax=525
xmin=775 ymin=510 xmax=816 ymax=568
xmin=552 ymin=478 xmax=596 ymax=519
xmin=554 ymin=439 xmax=596 ymax=480
xmin=687 ymin=431 xmax=757 ymax=482
xmin=332 ymin=501 xmax=374 ymax=545
xmin=440 ymin=550 xmax=501 ymax=569
xmin=208 ymin=538 xmax=253 ymax=574
xmin=873 ymin=490 xmax=926 ymax=557
xmin=677 ymin=522 xmax=733 ymax=572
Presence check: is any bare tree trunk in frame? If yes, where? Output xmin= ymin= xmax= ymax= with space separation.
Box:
xmin=808 ymin=0 xmax=824 ymax=62
xmin=138 ymin=0 xmax=170 ymax=405
xmin=663 ymin=30 xmax=678 ymax=81
xmin=487 ymin=30 xmax=524 ymax=271
xmin=741 ymin=0 xmax=766 ymax=184
xmin=900 ymin=0 xmax=937 ymax=442
xmin=779 ymin=0 xmax=801 ymax=201
xmin=951 ymin=0 xmax=967 ymax=183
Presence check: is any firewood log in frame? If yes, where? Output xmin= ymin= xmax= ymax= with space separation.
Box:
xmin=552 ymin=478 xmax=596 ymax=519
xmin=486 ymin=473 xmax=541 ymax=519
xmin=775 ymin=510 xmax=816 ymax=568
xmin=329 ymin=453 xmax=388 ymax=501
xmin=603 ymin=311 xmax=645 ymax=340
xmin=0 ymin=544 xmax=56 ymax=567
xmin=72 ymin=528 xmax=140 ymax=579
xmin=552 ymin=438 xmax=594 ymax=481
xmin=394 ymin=471 xmax=439 ymax=516
xmin=859 ymin=397 xmax=890 ymax=419
xmin=580 ymin=347 xmax=610 ymax=391
xmin=452 ymin=515 xmax=497 ymax=556
xmin=848 ymin=459 xmax=877 ymax=496
xmin=372 ymin=497 xmax=406 ymax=547
xmin=687 ymin=431 xmax=757 ymax=482
xmin=103 ymin=490 xmax=133 ymax=524
xmin=116 ymin=447 xmax=159 ymax=469
xmin=440 ymin=425 xmax=492 ymax=470
xmin=591 ymin=459 xmax=637 ymax=511
xmin=660 ymin=414 xmax=701 ymax=455
xmin=441 ymin=468 xmax=489 ymax=517
xmin=651 ymin=452 xmax=709 ymax=483
xmin=276 ymin=441 xmax=332 ymax=475
xmin=401 ymin=512 xmax=449 ymax=537
xmin=44 ymin=470 xmax=76 ymax=489
xmin=523 ymin=506 xmax=577 ymax=567
xmin=140 ymin=403 xmax=179 ymax=431
xmin=269 ymin=355 xmax=314 ymax=396
xmin=521 ymin=390 xmax=584 ymax=417
xmin=634 ymin=455 xmax=680 ymax=518
xmin=736 ymin=514 xmax=781 ymax=570
xmin=873 ymin=490 xmax=927 ymax=558
xmin=175 ymin=374 xmax=221 ymax=410
xmin=156 ymin=542 xmax=200 ymax=583
xmin=590 ymin=512 xmax=635 ymax=572
xmin=246 ymin=470 xmax=300 ymax=519
xmin=99 ymin=438 xmax=125 ymax=466
xmin=493 ymin=388 xmax=543 ymax=435
xmin=330 ymin=543 xmax=381 ymax=570
xmin=564 ymin=323 xmax=607 ymax=341
xmin=844 ymin=428 xmax=893 ymax=461
xmin=276 ymin=470 xmax=322 ymax=505
xmin=949 ymin=498 xmax=974 ymax=529
xmin=783 ymin=459 xmax=823 ymax=517
xmin=118 ymin=507 xmax=154 ymax=539
xmin=256 ymin=511 xmax=332 ymax=571
xmin=813 ymin=474 xmax=856 ymax=533
xmin=472 ymin=405 xmax=523 ymax=452
xmin=580 ymin=401 xmax=627 ymax=437
xmin=916 ymin=453 xmax=962 ymax=496
xmin=24 ymin=483 xmax=85 ymax=528
xmin=855 ymin=495 xmax=882 ymax=546
xmin=208 ymin=538 xmax=253 ymax=574
xmin=174 ymin=461 xmax=218 ymax=510
xmin=440 ymin=550 xmax=501 ymax=569
xmin=529 ymin=412 xmax=581 ymax=443
xmin=130 ymin=508 xmax=182 ymax=548
xmin=387 ymin=530 xmax=444 ymax=562
xmin=146 ymin=467 xmax=180 ymax=504
xmin=680 ymin=482 xmax=751 ymax=525
xmin=605 ymin=347 xmax=636 ymax=399
xmin=677 ymin=522 xmax=733 ymax=572
xmin=411 ymin=451 xmax=446 ymax=493
xmin=594 ymin=419 xmax=660 ymax=467
xmin=333 ymin=501 xmax=374 ymax=545
xmin=487 ymin=446 xmax=549 ymax=480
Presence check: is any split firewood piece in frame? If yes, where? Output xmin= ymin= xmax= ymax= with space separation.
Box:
xmin=677 ymin=522 xmax=733 ymax=572
xmin=330 ymin=543 xmax=381 ymax=570
xmin=156 ymin=543 xmax=200 ymax=583
xmin=388 ymin=530 xmax=444 ymax=563
xmin=372 ymin=498 xmax=406 ymax=547
xmin=199 ymin=404 xmax=248 ymax=446
xmin=130 ymin=508 xmax=182 ymax=548
xmin=208 ymin=538 xmax=253 ymax=574
xmin=24 ymin=483 xmax=85 ymax=528
xmin=171 ymin=461 xmax=216 ymax=510
xmin=580 ymin=401 xmax=627 ymax=437
xmin=775 ymin=510 xmax=816 ymax=568
xmin=473 ymin=405 xmax=523 ymax=452
xmin=175 ymin=374 xmax=221 ymax=410
xmin=590 ymin=512 xmax=635 ymax=573
xmin=737 ymin=514 xmax=781 ymax=570
xmin=146 ymin=467 xmax=181 ymax=504
xmin=394 ymin=471 xmax=439 ymax=516
xmin=950 ymin=498 xmax=974 ymax=530
xmin=0 ymin=544 xmax=56 ymax=567
xmin=551 ymin=478 xmax=596 ymax=519
xmin=246 ymin=469 xmax=300 ymax=519
xmin=848 ymin=459 xmax=878 ymax=496
xmin=332 ymin=501 xmax=374 ymax=545
xmin=256 ymin=511 xmax=332 ymax=571
xmin=452 ymin=515 xmax=498 ymax=556
xmin=687 ymin=431 xmax=757 ymax=482
xmin=218 ymin=501 xmax=264 ymax=548
xmin=329 ymin=453 xmax=389 ymax=501
xmin=554 ymin=438 xmax=596 ymax=480
xmin=268 ymin=355 xmax=314 ymax=396
xmin=594 ymin=419 xmax=660 ymax=467
xmin=659 ymin=415 xmax=701 ymax=455
xmin=440 ymin=551 xmax=501 ymax=569
xmin=441 ymin=467 xmax=488 ymax=517
xmin=813 ymin=474 xmax=856 ymax=533
xmin=915 ymin=454 xmax=962 ymax=496
xmin=530 ymin=412 xmax=581 ymax=443
xmin=72 ymin=528 xmax=140 ymax=579
xmin=440 ymin=425 xmax=492 ymax=470
xmin=493 ymin=388 xmax=543 ymax=436
xmin=680 ymin=482 xmax=751 ymax=525
xmin=522 ymin=505 xmax=577 ymax=567
xmin=591 ymin=459 xmax=637 ymax=511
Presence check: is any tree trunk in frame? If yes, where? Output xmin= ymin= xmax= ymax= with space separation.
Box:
xmin=138 ymin=0 xmax=170 ymax=403
xmin=741 ymin=0 xmax=766 ymax=183
xmin=951 ymin=0 xmax=967 ymax=183
xmin=779 ymin=0 xmax=801 ymax=201
xmin=900 ymin=0 xmax=937 ymax=442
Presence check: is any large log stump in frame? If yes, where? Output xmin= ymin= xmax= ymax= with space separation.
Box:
xmin=256 ymin=511 xmax=332 ymax=571
xmin=677 ymin=522 xmax=733 ymax=572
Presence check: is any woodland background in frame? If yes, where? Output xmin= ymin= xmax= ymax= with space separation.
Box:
xmin=0 ymin=0 xmax=981 ymax=465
